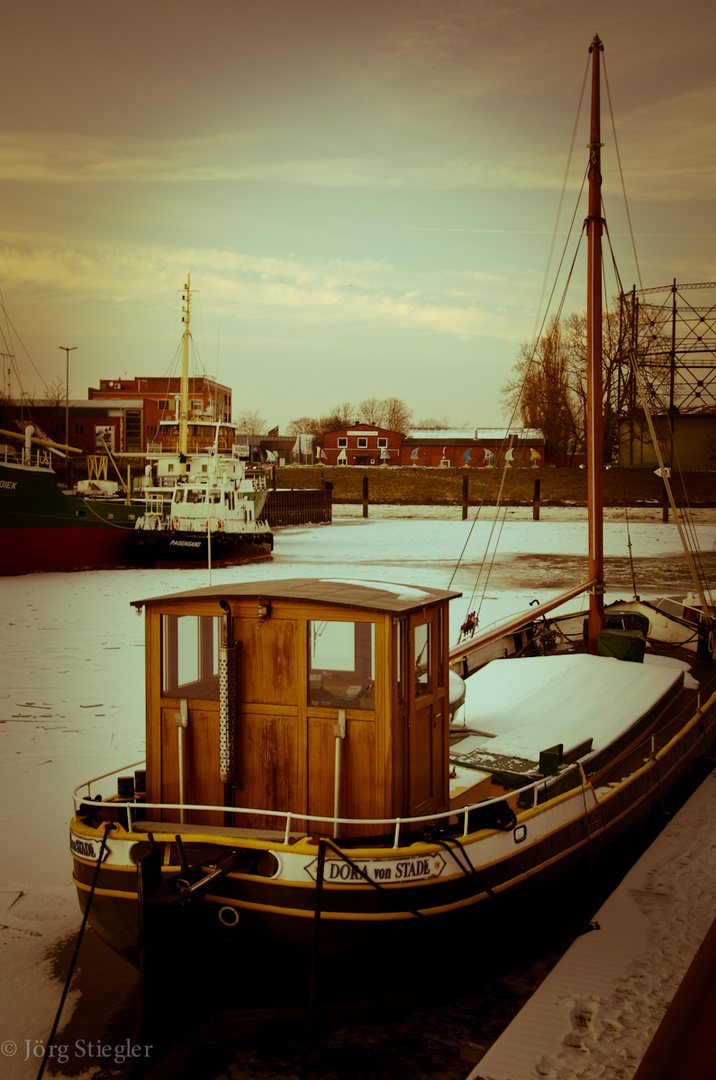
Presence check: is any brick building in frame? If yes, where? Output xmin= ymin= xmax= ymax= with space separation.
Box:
xmin=88 ymin=376 xmax=232 ymax=452
xmin=401 ymin=428 xmax=545 ymax=468
xmin=1 ymin=375 xmax=233 ymax=462
xmin=322 ymin=423 xmax=404 ymax=466
xmin=319 ymin=425 xmax=545 ymax=468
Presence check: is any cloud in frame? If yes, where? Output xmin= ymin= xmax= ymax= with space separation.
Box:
xmin=612 ymin=87 xmax=716 ymax=202
xmin=4 ymin=101 xmax=711 ymax=204
xmin=0 ymin=235 xmax=527 ymax=346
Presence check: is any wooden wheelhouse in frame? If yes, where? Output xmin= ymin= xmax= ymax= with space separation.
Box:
xmin=132 ymin=579 xmax=460 ymax=837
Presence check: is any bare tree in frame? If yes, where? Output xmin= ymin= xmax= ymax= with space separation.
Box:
xmin=286 ymin=416 xmax=322 ymax=436
xmin=45 ymin=376 xmax=67 ymax=408
xmin=382 ymin=397 xmax=412 ymax=434
xmin=415 ymin=416 xmax=451 ymax=429
xmin=234 ymin=409 xmax=266 ymax=436
xmin=357 ymin=398 xmax=384 ymax=425
xmin=288 ymin=397 xmax=412 ymax=440
xmin=318 ymin=403 xmax=354 ymax=433
xmin=512 ymin=316 xmax=579 ymax=459
xmin=503 ymin=301 xmax=670 ymax=462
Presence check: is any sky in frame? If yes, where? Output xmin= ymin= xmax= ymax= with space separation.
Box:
xmin=1 ymin=0 xmax=715 ymax=432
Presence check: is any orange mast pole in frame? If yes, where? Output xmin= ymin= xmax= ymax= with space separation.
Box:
xmin=586 ymin=33 xmax=605 ymax=652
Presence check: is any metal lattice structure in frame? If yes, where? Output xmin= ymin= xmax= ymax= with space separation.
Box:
xmin=619 ymin=282 xmax=716 ymax=415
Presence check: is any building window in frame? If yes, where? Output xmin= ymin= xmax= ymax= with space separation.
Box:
xmin=357 ymin=438 xmax=368 ymax=448
xmin=377 ymin=438 xmax=387 ymax=448
xmin=337 ymin=437 xmax=348 ymax=448
xmin=73 ymin=423 xmax=85 ymax=436
xmin=125 ymin=409 xmax=142 ymax=452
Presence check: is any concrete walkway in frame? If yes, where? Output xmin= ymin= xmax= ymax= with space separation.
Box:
xmin=469 ymin=770 xmax=716 ymax=1080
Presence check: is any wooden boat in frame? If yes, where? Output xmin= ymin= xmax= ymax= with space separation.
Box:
xmin=69 ymin=35 xmax=716 ymax=1024
xmin=131 ymin=276 xmax=273 ymax=567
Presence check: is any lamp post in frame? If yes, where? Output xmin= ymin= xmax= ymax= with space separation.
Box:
xmin=59 ymin=346 xmax=77 ymax=446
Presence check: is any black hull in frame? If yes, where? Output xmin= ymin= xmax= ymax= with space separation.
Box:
xmin=131 ymin=528 xmax=273 ymax=567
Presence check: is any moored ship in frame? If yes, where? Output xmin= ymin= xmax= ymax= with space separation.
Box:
xmin=131 ymin=276 xmax=273 ymax=567
xmin=0 ymin=425 xmax=139 ymax=575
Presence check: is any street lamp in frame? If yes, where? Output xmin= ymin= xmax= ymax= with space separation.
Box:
xmin=59 ymin=346 xmax=77 ymax=446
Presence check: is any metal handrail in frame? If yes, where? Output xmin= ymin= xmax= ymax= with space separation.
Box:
xmin=73 ymin=758 xmax=589 ymax=846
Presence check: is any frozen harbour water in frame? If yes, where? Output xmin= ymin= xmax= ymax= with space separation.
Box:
xmin=1 ymin=506 xmax=715 ymax=1079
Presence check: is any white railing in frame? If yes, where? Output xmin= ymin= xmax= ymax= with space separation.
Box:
xmin=73 ymin=759 xmax=586 ymax=846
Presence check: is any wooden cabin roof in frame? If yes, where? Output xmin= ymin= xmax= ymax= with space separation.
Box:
xmin=131 ymin=577 xmax=461 ymax=615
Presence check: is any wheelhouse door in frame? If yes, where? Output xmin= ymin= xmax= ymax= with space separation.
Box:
xmin=407 ymin=607 xmax=447 ymax=818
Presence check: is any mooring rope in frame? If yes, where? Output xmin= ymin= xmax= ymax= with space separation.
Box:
xmin=36 ymin=822 xmax=112 ymax=1080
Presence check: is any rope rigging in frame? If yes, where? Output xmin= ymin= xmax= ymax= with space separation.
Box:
xmin=448 ymin=48 xmax=715 ymax=636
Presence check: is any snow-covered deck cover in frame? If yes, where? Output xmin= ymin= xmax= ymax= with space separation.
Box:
xmin=451 ymin=653 xmax=683 ymax=774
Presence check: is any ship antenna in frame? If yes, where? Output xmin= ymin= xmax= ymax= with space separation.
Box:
xmin=179 ymin=275 xmax=192 ymax=475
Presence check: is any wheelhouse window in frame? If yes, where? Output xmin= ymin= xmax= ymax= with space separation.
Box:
xmin=395 ymin=618 xmax=406 ymax=706
xmin=436 ymin=607 xmax=445 ymax=688
xmin=162 ymin=615 xmax=220 ymax=699
xmin=308 ymin=619 xmax=375 ymax=710
xmin=413 ymin=622 xmax=432 ymax=698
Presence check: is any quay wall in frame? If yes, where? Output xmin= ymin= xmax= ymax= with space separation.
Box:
xmin=272 ymin=466 xmax=716 ymax=508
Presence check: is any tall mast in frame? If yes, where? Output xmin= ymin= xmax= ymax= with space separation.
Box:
xmin=179 ymin=275 xmax=191 ymax=475
xmin=586 ymin=33 xmax=604 ymax=652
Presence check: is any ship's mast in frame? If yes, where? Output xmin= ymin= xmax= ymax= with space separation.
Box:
xmin=179 ymin=276 xmax=191 ymax=475
xmin=586 ymin=33 xmax=604 ymax=653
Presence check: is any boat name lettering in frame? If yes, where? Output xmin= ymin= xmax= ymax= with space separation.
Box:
xmin=307 ymin=851 xmax=447 ymax=884
xmin=0 ymin=480 xmax=17 ymax=489
xmin=70 ymin=834 xmax=107 ymax=861
xmin=169 ymin=540 xmax=203 ymax=548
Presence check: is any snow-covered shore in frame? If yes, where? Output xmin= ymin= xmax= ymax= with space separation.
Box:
xmin=471 ymin=769 xmax=716 ymax=1080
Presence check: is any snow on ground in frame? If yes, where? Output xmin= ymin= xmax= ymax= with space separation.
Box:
xmin=472 ymin=770 xmax=716 ymax=1080
xmin=0 ymin=507 xmax=714 ymax=1079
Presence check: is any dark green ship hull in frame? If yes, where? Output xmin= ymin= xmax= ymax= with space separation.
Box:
xmin=0 ymin=460 xmax=139 ymax=574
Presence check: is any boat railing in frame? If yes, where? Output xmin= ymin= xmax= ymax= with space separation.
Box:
xmin=448 ymin=579 xmax=596 ymax=668
xmin=72 ymin=758 xmax=591 ymax=846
